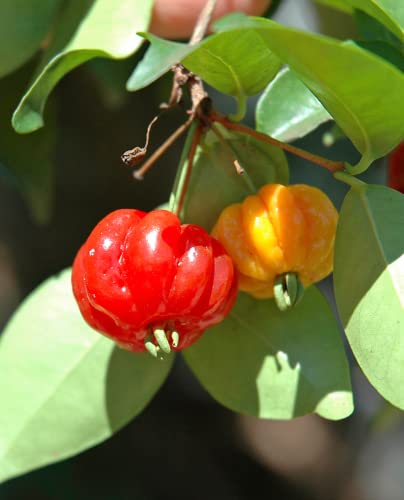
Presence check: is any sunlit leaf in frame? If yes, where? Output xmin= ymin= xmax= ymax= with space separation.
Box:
xmin=181 ymin=29 xmax=281 ymax=98
xmin=334 ymin=184 xmax=404 ymax=408
xmin=126 ymin=33 xmax=193 ymax=91
xmin=0 ymin=269 xmax=173 ymax=483
xmin=13 ymin=0 xmax=153 ymax=133
xmin=127 ymin=28 xmax=281 ymax=102
xmin=185 ymin=288 xmax=353 ymax=420
xmin=256 ymin=67 xmax=332 ymax=142
xmin=215 ymin=16 xmax=404 ymax=174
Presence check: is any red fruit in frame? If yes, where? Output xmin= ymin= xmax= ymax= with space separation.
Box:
xmin=388 ymin=143 xmax=404 ymax=194
xmin=72 ymin=209 xmax=237 ymax=355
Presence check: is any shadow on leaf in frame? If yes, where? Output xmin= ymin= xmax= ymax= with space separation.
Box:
xmin=184 ymin=288 xmax=353 ymax=420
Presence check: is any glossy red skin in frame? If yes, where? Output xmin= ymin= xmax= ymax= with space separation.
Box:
xmin=72 ymin=209 xmax=237 ymax=352
xmin=388 ymin=143 xmax=404 ymax=194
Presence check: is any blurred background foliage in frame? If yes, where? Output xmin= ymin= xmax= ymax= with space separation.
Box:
xmin=0 ymin=0 xmax=402 ymax=499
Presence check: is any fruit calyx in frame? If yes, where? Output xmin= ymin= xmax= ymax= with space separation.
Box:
xmin=273 ymin=272 xmax=305 ymax=312
xmin=144 ymin=328 xmax=180 ymax=359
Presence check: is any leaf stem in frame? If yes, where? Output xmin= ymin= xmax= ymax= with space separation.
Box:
xmin=334 ymin=171 xmax=368 ymax=192
xmin=211 ymin=113 xmax=345 ymax=173
xmin=344 ymin=152 xmax=373 ymax=175
xmin=228 ymin=94 xmax=247 ymax=122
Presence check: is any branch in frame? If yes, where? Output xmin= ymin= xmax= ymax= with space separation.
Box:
xmin=190 ymin=0 xmax=217 ymax=45
xmin=211 ymin=113 xmax=346 ymax=173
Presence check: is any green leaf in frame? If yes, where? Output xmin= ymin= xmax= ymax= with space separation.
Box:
xmin=354 ymin=8 xmax=403 ymax=47
xmin=353 ymin=5 xmax=404 ymax=70
xmin=126 ymin=33 xmax=193 ymax=91
xmin=349 ymin=0 xmax=404 ymax=42
xmin=12 ymin=0 xmax=153 ymax=134
xmin=0 ymin=269 xmax=173 ymax=483
xmin=334 ymin=184 xmax=404 ymax=409
xmin=0 ymin=1 xmax=63 ymax=78
xmin=0 ymin=66 xmax=55 ymax=223
xmin=128 ymin=29 xmax=282 ymax=101
xmin=313 ymin=0 xmax=354 ymax=14
xmin=184 ymin=288 xmax=353 ymax=420
xmin=214 ymin=17 xmax=404 ymax=174
xmin=354 ymin=40 xmax=404 ymax=71
xmin=181 ymin=30 xmax=282 ymax=98
xmin=179 ymin=126 xmax=289 ymax=231
xmin=256 ymin=67 xmax=332 ymax=142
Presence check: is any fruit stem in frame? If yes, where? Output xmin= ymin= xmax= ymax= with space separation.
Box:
xmin=210 ymin=112 xmax=346 ymax=173
xmin=273 ymin=273 xmax=304 ymax=312
xmin=169 ymin=120 xmax=202 ymax=217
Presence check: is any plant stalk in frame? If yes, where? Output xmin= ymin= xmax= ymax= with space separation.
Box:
xmin=169 ymin=120 xmax=202 ymax=217
xmin=211 ymin=113 xmax=346 ymax=173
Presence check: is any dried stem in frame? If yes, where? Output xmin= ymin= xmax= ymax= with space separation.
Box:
xmin=133 ymin=117 xmax=194 ymax=180
xmin=234 ymin=159 xmax=245 ymax=175
xmin=121 ymin=115 xmax=159 ymax=167
xmin=211 ymin=113 xmax=346 ymax=173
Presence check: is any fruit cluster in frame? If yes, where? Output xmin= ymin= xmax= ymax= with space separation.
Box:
xmin=72 ymin=184 xmax=338 ymax=354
